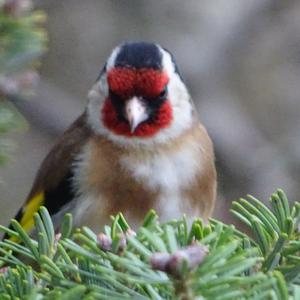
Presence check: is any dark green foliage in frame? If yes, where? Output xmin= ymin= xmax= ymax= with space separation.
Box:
xmin=0 ymin=1 xmax=47 ymax=165
xmin=0 ymin=189 xmax=299 ymax=299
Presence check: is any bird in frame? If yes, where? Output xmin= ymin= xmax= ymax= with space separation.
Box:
xmin=11 ymin=42 xmax=217 ymax=234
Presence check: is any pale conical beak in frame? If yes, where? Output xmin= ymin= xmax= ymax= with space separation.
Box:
xmin=125 ymin=96 xmax=148 ymax=133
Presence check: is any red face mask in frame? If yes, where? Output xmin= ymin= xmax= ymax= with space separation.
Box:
xmin=102 ymin=68 xmax=173 ymax=137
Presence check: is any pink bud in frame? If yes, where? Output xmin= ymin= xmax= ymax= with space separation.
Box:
xmin=0 ymin=267 xmax=8 ymax=273
xmin=150 ymin=252 xmax=171 ymax=271
xmin=117 ymin=233 xmax=127 ymax=252
xmin=97 ymin=233 xmax=112 ymax=251
xmin=150 ymin=243 xmax=208 ymax=277
xmin=126 ymin=228 xmax=136 ymax=237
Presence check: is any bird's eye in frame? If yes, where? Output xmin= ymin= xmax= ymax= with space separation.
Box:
xmin=109 ymin=89 xmax=122 ymax=101
xmin=109 ymin=89 xmax=116 ymax=97
xmin=158 ymin=86 xmax=167 ymax=100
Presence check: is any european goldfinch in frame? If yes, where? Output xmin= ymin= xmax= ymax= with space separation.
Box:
xmin=11 ymin=42 xmax=217 ymax=233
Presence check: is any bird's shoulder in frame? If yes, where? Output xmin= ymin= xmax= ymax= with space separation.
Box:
xmin=30 ymin=113 xmax=92 ymax=195
xmin=9 ymin=113 xmax=93 ymax=235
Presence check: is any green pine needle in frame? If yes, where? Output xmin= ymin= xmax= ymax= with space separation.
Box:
xmin=0 ymin=189 xmax=300 ymax=299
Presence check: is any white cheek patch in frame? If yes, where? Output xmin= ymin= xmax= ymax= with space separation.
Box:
xmin=167 ymin=73 xmax=193 ymax=131
xmin=159 ymin=45 xmax=175 ymax=75
xmin=87 ymin=79 xmax=107 ymax=135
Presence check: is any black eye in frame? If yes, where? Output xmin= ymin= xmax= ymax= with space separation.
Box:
xmin=158 ymin=86 xmax=167 ymax=100
xmin=109 ymin=88 xmax=115 ymax=96
xmin=109 ymin=89 xmax=121 ymax=100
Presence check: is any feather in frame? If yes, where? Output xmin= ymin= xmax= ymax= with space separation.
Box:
xmin=5 ymin=113 xmax=92 ymax=239
xmin=19 ymin=192 xmax=44 ymax=232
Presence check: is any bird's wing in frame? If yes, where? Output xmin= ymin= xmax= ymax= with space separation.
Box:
xmin=12 ymin=112 xmax=92 ymax=234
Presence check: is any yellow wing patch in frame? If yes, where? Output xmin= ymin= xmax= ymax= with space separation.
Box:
xmin=20 ymin=192 xmax=45 ymax=233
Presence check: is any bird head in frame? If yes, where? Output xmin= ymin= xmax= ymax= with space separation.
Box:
xmin=87 ymin=42 xmax=195 ymax=147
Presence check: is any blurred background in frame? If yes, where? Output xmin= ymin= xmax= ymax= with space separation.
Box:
xmin=1 ymin=0 xmax=300 ymax=227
